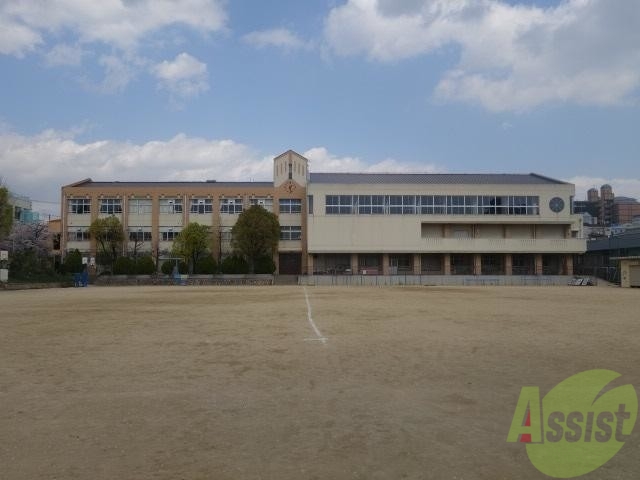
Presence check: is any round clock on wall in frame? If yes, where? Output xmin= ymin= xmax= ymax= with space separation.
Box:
xmin=549 ymin=197 xmax=565 ymax=213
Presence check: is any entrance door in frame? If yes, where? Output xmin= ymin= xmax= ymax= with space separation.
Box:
xmin=279 ymin=252 xmax=302 ymax=274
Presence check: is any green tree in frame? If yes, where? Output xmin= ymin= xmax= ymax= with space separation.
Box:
xmin=172 ymin=222 xmax=211 ymax=274
xmin=62 ymin=249 xmax=83 ymax=274
xmin=231 ymin=205 xmax=280 ymax=274
xmin=254 ymin=254 xmax=276 ymax=274
xmin=89 ymin=216 xmax=124 ymax=271
xmin=0 ymin=186 xmax=13 ymax=241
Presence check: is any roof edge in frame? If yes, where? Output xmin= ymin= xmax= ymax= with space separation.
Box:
xmin=529 ymin=173 xmax=570 ymax=185
xmin=64 ymin=178 xmax=93 ymax=188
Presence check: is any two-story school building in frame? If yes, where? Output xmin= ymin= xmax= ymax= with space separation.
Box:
xmin=60 ymin=150 xmax=586 ymax=276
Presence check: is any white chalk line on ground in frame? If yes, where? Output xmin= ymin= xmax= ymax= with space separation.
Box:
xmin=303 ymin=286 xmax=327 ymax=344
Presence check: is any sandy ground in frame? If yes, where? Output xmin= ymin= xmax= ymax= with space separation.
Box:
xmin=0 ymin=285 xmax=639 ymax=480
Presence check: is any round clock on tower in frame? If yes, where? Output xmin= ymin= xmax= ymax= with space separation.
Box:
xmin=284 ymin=181 xmax=296 ymax=193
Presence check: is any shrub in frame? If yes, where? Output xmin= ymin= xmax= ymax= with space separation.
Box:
xmin=161 ymin=259 xmax=188 ymax=275
xmin=220 ymin=255 xmax=249 ymax=274
xmin=161 ymin=260 xmax=174 ymax=275
xmin=62 ymin=249 xmax=83 ymax=274
xmin=113 ymin=256 xmax=135 ymax=275
xmin=135 ymin=256 xmax=156 ymax=275
xmin=195 ymin=255 xmax=217 ymax=274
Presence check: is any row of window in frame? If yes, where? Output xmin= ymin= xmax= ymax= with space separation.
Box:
xmin=67 ymin=226 xmax=302 ymax=242
xmin=324 ymin=195 xmax=541 ymax=215
xmin=68 ymin=198 xmax=301 ymax=215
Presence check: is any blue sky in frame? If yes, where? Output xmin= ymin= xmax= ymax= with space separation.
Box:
xmin=0 ymin=0 xmax=639 ymax=216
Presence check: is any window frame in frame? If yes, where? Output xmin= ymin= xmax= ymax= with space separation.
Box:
xmin=159 ymin=198 xmax=183 ymax=214
xmin=68 ymin=198 xmax=91 ymax=215
xmin=279 ymin=225 xmax=302 ymax=241
xmin=279 ymin=198 xmax=302 ymax=214
xmin=190 ymin=198 xmax=213 ymax=214
xmin=219 ymin=198 xmax=243 ymax=214
xmin=99 ymin=198 xmax=122 ymax=215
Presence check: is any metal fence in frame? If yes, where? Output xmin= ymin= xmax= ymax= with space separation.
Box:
xmin=300 ymin=274 xmax=575 ymax=287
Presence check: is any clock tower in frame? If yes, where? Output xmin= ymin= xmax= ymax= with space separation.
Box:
xmin=273 ymin=150 xmax=309 ymax=189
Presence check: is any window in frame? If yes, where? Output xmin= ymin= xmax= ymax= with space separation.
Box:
xmin=308 ymin=195 xmax=314 ymax=215
xmin=220 ymin=198 xmax=243 ymax=214
xmin=419 ymin=196 xmax=446 ymax=214
xmin=280 ymin=226 xmax=302 ymax=240
xmin=220 ymin=227 xmax=233 ymax=244
xmin=191 ymin=198 xmax=213 ymax=214
xmin=325 ymin=195 xmax=354 ymax=214
xmin=389 ymin=195 xmax=416 ymax=214
xmin=322 ymin=194 xmax=540 ymax=216
xmin=99 ymin=198 xmax=122 ymax=214
xmin=160 ymin=229 xmax=180 ymax=241
xmin=250 ymin=197 xmax=273 ymax=212
xmin=279 ymin=198 xmax=302 ymax=214
xmin=160 ymin=198 xmax=183 ymax=214
xmin=442 ymin=195 xmax=478 ymax=215
xmin=479 ymin=196 xmax=539 ymax=215
xmin=67 ymin=228 xmax=90 ymax=241
xmin=68 ymin=198 xmax=91 ymax=214
xmin=358 ymin=195 xmax=385 ymax=214
xmin=129 ymin=198 xmax=152 ymax=214
xmin=446 ymin=196 xmax=465 ymax=215
xmin=129 ymin=229 xmax=152 ymax=242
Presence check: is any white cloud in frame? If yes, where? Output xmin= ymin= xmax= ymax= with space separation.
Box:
xmin=242 ymin=28 xmax=312 ymax=52
xmin=44 ymin=43 xmax=85 ymax=67
xmin=0 ymin=129 xmax=272 ymax=212
xmin=0 ymin=130 xmax=444 ymax=217
xmin=567 ymin=176 xmax=640 ymax=201
xmin=96 ymin=54 xmax=139 ymax=93
xmin=0 ymin=13 xmax=42 ymax=56
xmin=324 ymin=0 xmax=640 ymax=111
xmin=0 ymin=0 xmax=227 ymax=55
xmin=303 ymin=146 xmax=441 ymax=173
xmin=3 ymin=130 xmax=638 ymax=219
xmin=152 ymin=52 xmax=209 ymax=98
xmin=0 ymin=1 xmax=225 ymax=97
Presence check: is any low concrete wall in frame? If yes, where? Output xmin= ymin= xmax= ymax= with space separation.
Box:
xmin=299 ymin=274 xmax=575 ymax=287
xmin=94 ymin=274 xmax=275 ymax=286
xmin=1 ymin=282 xmax=72 ymax=290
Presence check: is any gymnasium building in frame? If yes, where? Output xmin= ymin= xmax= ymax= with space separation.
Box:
xmin=60 ymin=150 xmax=586 ymax=278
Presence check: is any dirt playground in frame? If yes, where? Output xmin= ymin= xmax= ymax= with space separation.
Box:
xmin=1 ymin=285 xmax=639 ymax=479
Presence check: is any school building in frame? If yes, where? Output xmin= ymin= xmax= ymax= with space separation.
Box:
xmin=60 ymin=150 xmax=586 ymax=277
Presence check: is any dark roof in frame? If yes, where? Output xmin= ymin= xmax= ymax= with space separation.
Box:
xmin=309 ymin=172 xmax=568 ymax=185
xmin=586 ymin=230 xmax=640 ymax=251
xmin=64 ymin=179 xmax=272 ymax=188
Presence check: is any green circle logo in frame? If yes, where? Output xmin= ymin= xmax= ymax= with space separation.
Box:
xmin=507 ymin=369 xmax=638 ymax=478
